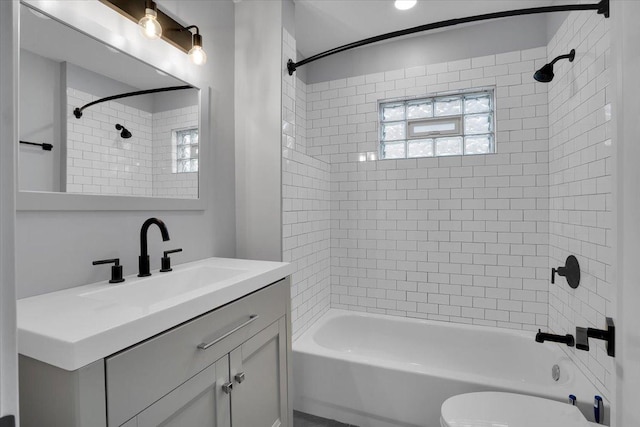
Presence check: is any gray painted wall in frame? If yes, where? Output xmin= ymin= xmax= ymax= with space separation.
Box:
xmin=19 ymin=50 xmax=61 ymax=192
xmin=66 ymin=62 xmax=154 ymax=112
xmin=234 ymin=0 xmax=283 ymax=262
xmin=16 ymin=0 xmax=236 ymax=298
xmin=0 ymin=0 xmax=19 ymax=420
xmin=303 ymin=14 xmax=553 ymax=84
xmin=152 ymin=89 xmax=198 ymax=114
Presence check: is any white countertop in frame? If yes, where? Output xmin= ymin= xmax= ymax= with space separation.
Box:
xmin=17 ymin=257 xmax=293 ymax=371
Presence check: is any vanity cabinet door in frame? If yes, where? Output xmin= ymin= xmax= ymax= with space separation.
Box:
xmin=132 ymin=356 xmax=231 ymax=427
xmin=229 ymin=317 xmax=288 ymax=427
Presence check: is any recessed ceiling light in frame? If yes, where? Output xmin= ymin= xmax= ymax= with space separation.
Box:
xmin=395 ymin=0 xmax=417 ymax=10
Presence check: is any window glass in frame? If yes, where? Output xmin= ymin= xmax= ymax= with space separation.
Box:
xmin=435 ymin=137 xmax=463 ymax=156
xmin=383 ymin=104 xmax=405 ymax=121
xmin=383 ymin=142 xmax=406 ymax=159
xmin=408 ymin=139 xmax=434 ymax=158
xmin=175 ymin=128 xmax=199 ymax=173
xmin=407 ymin=102 xmax=433 ymax=119
xmin=464 ymin=114 xmax=493 ymax=135
xmin=382 ymin=122 xmax=405 ymax=141
xmin=434 ymin=97 xmax=462 ymax=116
xmin=464 ymin=135 xmax=493 ymax=154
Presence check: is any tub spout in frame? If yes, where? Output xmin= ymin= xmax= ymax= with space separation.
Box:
xmin=535 ymin=329 xmax=575 ymax=347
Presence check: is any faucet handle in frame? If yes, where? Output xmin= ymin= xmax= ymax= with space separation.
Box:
xmin=160 ymin=249 xmax=182 ymax=272
xmin=92 ymin=258 xmax=125 ymax=283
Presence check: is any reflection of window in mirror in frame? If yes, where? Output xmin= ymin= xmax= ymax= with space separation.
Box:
xmin=174 ymin=128 xmax=199 ymax=173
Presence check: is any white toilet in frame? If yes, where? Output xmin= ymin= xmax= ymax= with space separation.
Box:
xmin=440 ymin=392 xmax=602 ymax=427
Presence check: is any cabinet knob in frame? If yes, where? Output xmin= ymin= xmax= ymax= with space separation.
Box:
xmin=234 ymin=372 xmax=246 ymax=384
xmin=221 ymin=382 xmax=233 ymax=394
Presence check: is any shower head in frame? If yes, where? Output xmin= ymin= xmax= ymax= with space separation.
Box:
xmin=115 ymin=124 xmax=132 ymax=139
xmin=534 ymin=49 xmax=575 ymax=83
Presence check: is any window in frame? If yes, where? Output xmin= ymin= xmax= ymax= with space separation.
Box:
xmin=174 ymin=128 xmax=199 ymax=173
xmin=379 ymin=89 xmax=495 ymax=159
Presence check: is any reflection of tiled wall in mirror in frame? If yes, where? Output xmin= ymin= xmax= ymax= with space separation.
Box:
xmin=66 ymin=88 xmax=198 ymax=198
xmin=66 ymin=88 xmax=153 ymax=196
xmin=152 ymin=105 xmax=199 ymax=199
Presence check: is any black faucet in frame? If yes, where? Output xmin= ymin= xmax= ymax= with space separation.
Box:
xmin=535 ymin=329 xmax=575 ymax=347
xmin=138 ymin=218 xmax=170 ymax=277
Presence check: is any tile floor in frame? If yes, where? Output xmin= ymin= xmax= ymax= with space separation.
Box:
xmin=293 ymin=410 xmax=357 ymax=426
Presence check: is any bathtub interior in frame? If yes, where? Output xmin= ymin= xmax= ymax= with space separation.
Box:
xmin=308 ymin=310 xmax=573 ymax=386
xmin=293 ymin=309 xmax=609 ymax=427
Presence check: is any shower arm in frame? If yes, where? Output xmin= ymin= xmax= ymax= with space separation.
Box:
xmin=73 ymin=85 xmax=193 ymax=119
xmin=549 ymin=51 xmax=575 ymax=66
xmin=287 ymin=0 xmax=609 ymax=75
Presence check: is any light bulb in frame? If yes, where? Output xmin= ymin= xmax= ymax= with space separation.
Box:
xmin=394 ymin=0 xmax=417 ymax=10
xmin=188 ymin=32 xmax=207 ymax=65
xmin=189 ymin=45 xmax=207 ymax=65
xmin=139 ymin=7 xmax=162 ymax=39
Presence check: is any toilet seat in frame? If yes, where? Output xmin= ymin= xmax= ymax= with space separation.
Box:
xmin=440 ymin=392 xmax=598 ymax=427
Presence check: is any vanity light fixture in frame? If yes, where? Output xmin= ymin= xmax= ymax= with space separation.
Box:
xmin=100 ymin=0 xmax=193 ymax=53
xmin=138 ymin=0 xmax=162 ymax=39
xmin=101 ymin=0 xmax=206 ymax=64
xmin=395 ymin=0 xmax=417 ymax=10
xmin=184 ymin=25 xmax=207 ymax=65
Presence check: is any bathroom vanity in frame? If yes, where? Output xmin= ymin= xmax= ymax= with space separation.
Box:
xmin=17 ymin=257 xmax=293 ymax=427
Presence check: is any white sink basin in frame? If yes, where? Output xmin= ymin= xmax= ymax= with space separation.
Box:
xmin=80 ymin=265 xmax=247 ymax=309
xmin=18 ymin=257 xmax=293 ymax=371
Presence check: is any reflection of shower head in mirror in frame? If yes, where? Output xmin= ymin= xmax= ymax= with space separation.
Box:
xmin=115 ymin=124 xmax=132 ymax=139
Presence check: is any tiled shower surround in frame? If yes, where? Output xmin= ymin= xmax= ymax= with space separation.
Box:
xmin=283 ymin=30 xmax=332 ymax=339
xmin=283 ymin=10 xmax=612 ymax=395
xmin=547 ymin=11 xmax=613 ymax=394
xmin=66 ymin=89 xmax=198 ymax=198
xmin=309 ymin=47 xmax=552 ymax=330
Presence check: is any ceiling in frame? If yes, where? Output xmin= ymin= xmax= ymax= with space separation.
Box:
xmin=294 ymin=0 xmax=575 ymax=57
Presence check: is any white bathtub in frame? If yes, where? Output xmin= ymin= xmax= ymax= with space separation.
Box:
xmin=293 ymin=309 xmax=607 ymax=427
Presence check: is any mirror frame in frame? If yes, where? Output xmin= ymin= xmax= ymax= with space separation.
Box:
xmin=18 ymin=0 xmax=210 ymax=211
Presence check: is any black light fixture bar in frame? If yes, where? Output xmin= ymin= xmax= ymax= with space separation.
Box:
xmin=20 ymin=141 xmax=53 ymax=151
xmin=99 ymin=0 xmax=193 ymax=53
xmin=287 ymin=0 xmax=609 ymax=75
xmin=73 ymin=85 xmax=193 ymax=119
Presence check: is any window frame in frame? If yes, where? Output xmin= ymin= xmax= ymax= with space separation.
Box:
xmin=378 ymin=88 xmax=496 ymax=160
xmin=407 ymin=116 xmax=462 ymax=139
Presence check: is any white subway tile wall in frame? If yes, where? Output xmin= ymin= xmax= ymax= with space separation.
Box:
xmin=152 ymin=106 xmax=199 ymax=199
xmin=282 ymin=30 xmax=332 ymax=339
xmin=67 ymin=89 xmax=198 ymax=198
xmin=547 ymin=11 xmax=613 ymax=394
xmin=67 ymin=88 xmax=153 ymax=196
xmin=304 ymin=47 xmax=550 ymax=330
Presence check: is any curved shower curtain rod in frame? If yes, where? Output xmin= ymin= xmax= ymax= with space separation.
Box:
xmin=73 ymin=85 xmax=194 ymax=119
xmin=287 ymin=0 xmax=609 ymax=75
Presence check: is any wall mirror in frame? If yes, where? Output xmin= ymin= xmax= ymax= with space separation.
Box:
xmin=18 ymin=1 xmax=207 ymax=210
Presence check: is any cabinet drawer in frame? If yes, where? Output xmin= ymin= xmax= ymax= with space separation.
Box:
xmin=106 ymin=277 xmax=289 ymax=427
